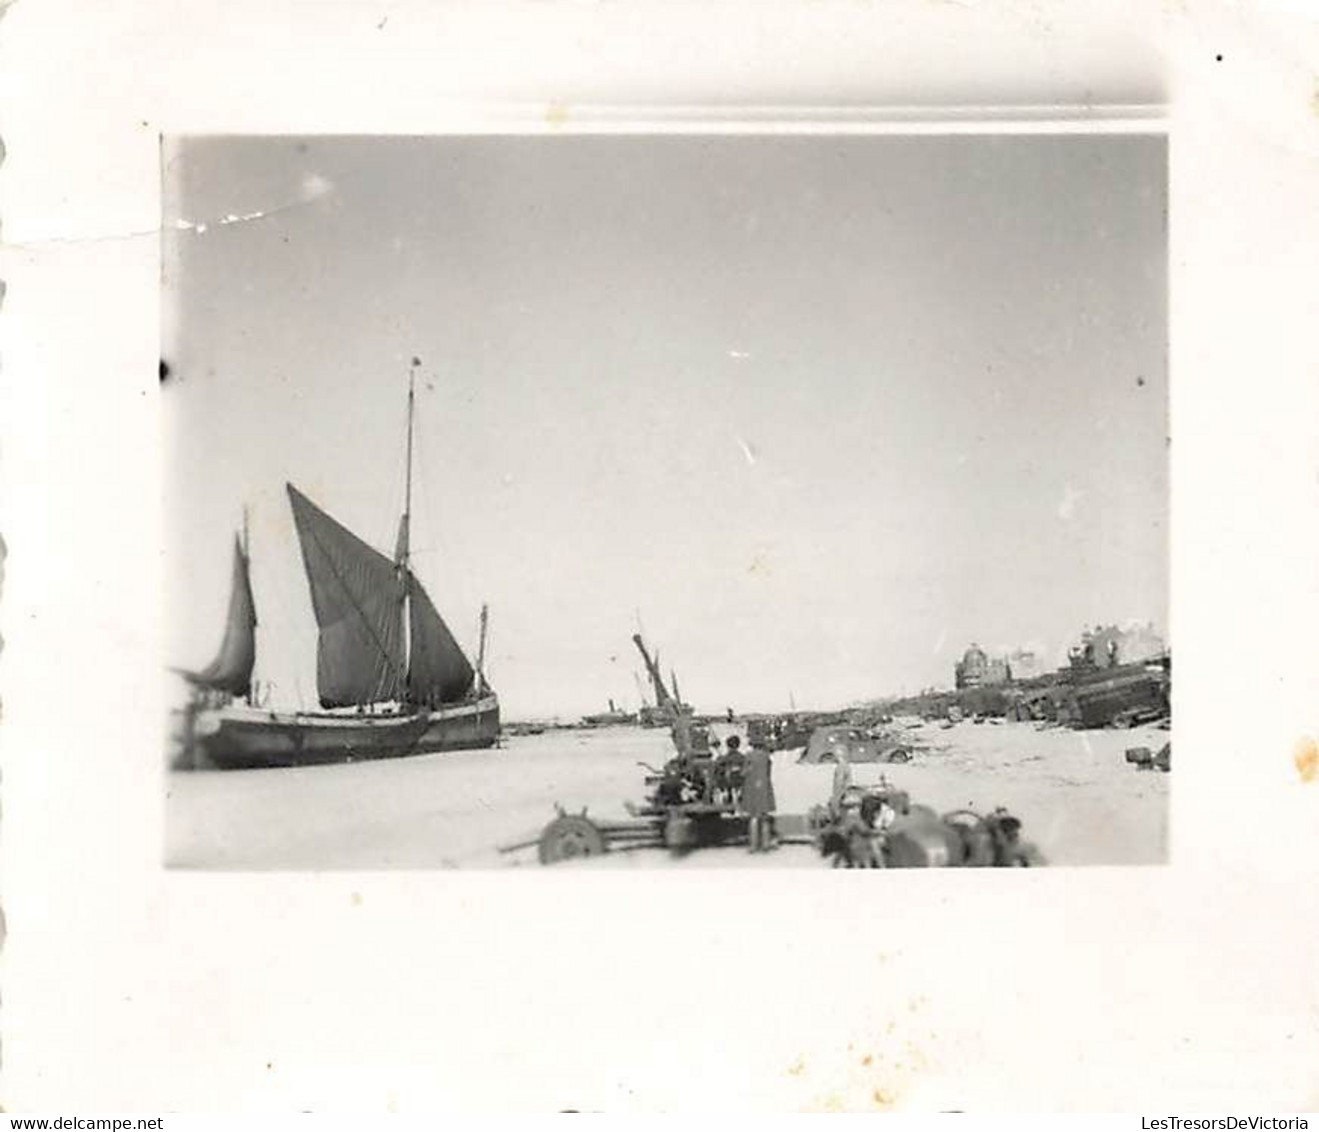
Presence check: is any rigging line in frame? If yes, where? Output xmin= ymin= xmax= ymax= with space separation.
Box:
xmin=413 ymin=412 xmax=475 ymax=628
xmin=297 ymin=501 xmax=408 ymax=705
xmin=377 ymin=426 xmax=408 ymax=554
xmin=412 ymin=412 xmax=451 ymax=610
xmin=238 ymin=538 xmax=260 ymax=701
xmin=480 ymin=609 xmax=493 ymax=692
xmin=267 ymin=512 xmax=318 ymax=713
xmin=408 ymin=376 xmax=479 ymax=692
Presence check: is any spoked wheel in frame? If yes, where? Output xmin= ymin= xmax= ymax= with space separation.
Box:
xmin=537 ymin=814 xmax=607 ymax=865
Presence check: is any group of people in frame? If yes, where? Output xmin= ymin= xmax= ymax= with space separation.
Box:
xmin=659 ymin=721 xmax=778 ymax=853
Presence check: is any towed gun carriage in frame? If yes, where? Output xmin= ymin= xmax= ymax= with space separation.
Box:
xmin=504 ymin=747 xmax=1042 ymax=868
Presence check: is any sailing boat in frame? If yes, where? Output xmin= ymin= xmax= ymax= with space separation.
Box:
xmin=177 ymin=374 xmax=500 ymax=769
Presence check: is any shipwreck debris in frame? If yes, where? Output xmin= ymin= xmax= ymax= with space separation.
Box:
xmin=1125 ymin=742 xmax=1171 ymax=773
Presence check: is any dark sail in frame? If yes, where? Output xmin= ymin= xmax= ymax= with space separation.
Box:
xmin=193 ymin=536 xmax=257 ymax=697
xmin=407 ymin=572 xmax=475 ymax=705
xmin=288 ymin=483 xmax=405 ymax=707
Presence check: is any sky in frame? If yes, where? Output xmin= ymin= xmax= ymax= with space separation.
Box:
xmin=162 ymin=133 xmax=1167 ymax=720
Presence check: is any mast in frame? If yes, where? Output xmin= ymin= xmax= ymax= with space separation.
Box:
xmin=476 ymin=603 xmax=489 ymax=697
xmin=404 ymin=362 xmax=415 ymax=564
xmin=399 ymin=360 xmax=417 ymax=704
xmin=631 ymin=633 xmax=672 ymax=709
xmin=242 ymin=505 xmax=252 ymax=702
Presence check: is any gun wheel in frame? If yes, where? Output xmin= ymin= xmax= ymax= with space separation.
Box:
xmin=538 ymin=814 xmax=607 ymax=864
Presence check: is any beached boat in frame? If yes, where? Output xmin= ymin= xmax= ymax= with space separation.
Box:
xmin=176 ymin=375 xmax=500 ymax=769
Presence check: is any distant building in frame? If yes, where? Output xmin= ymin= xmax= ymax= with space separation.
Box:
xmin=1068 ymin=623 xmax=1166 ymax=670
xmin=955 ymin=643 xmax=1010 ymax=689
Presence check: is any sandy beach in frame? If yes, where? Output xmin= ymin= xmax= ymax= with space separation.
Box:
xmin=166 ymin=718 xmax=1168 ymax=869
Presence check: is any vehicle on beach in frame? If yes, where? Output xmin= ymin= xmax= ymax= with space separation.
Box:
xmin=797 ymin=725 xmax=911 ymax=766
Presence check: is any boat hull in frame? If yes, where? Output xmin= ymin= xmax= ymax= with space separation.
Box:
xmin=189 ymin=695 xmax=501 ymax=770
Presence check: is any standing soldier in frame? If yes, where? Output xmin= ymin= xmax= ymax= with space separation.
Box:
xmin=742 ymin=737 xmax=777 ymax=852
xmin=719 ymin=734 xmax=748 ymax=806
xmin=689 ymin=724 xmax=717 ymax=804
xmin=830 ymin=751 xmax=853 ymax=810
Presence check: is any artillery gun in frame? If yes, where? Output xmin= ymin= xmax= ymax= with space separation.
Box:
xmin=631 ymin=633 xmax=691 ymax=727
xmin=526 ymin=748 xmax=755 ymax=863
xmin=502 ymin=751 xmax=1043 ymax=868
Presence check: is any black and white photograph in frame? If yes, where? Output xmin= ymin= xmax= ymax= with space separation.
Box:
xmin=163 ymin=131 xmax=1169 ymax=870
xmin=11 ymin=0 xmax=1319 ymax=1115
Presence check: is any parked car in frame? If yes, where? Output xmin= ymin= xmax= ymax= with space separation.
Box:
xmin=798 ymin=725 xmax=911 ymax=765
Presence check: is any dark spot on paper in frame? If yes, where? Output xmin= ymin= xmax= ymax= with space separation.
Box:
xmin=1136 ymin=375 xmax=1145 ymax=387
xmin=377 ymin=15 xmax=387 ymax=28
xmin=1215 ymin=54 xmax=1223 ymax=62
xmin=159 ymin=359 xmax=173 ymax=383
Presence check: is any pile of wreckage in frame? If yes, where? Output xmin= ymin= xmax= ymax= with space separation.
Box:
xmin=1004 ymin=657 xmax=1170 ymax=730
xmin=1004 ymin=632 xmax=1171 ymax=729
xmin=889 ymin=657 xmax=1171 ymax=731
xmin=1125 ymin=741 xmax=1171 ymax=773
xmin=877 ymin=626 xmax=1172 ymax=732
